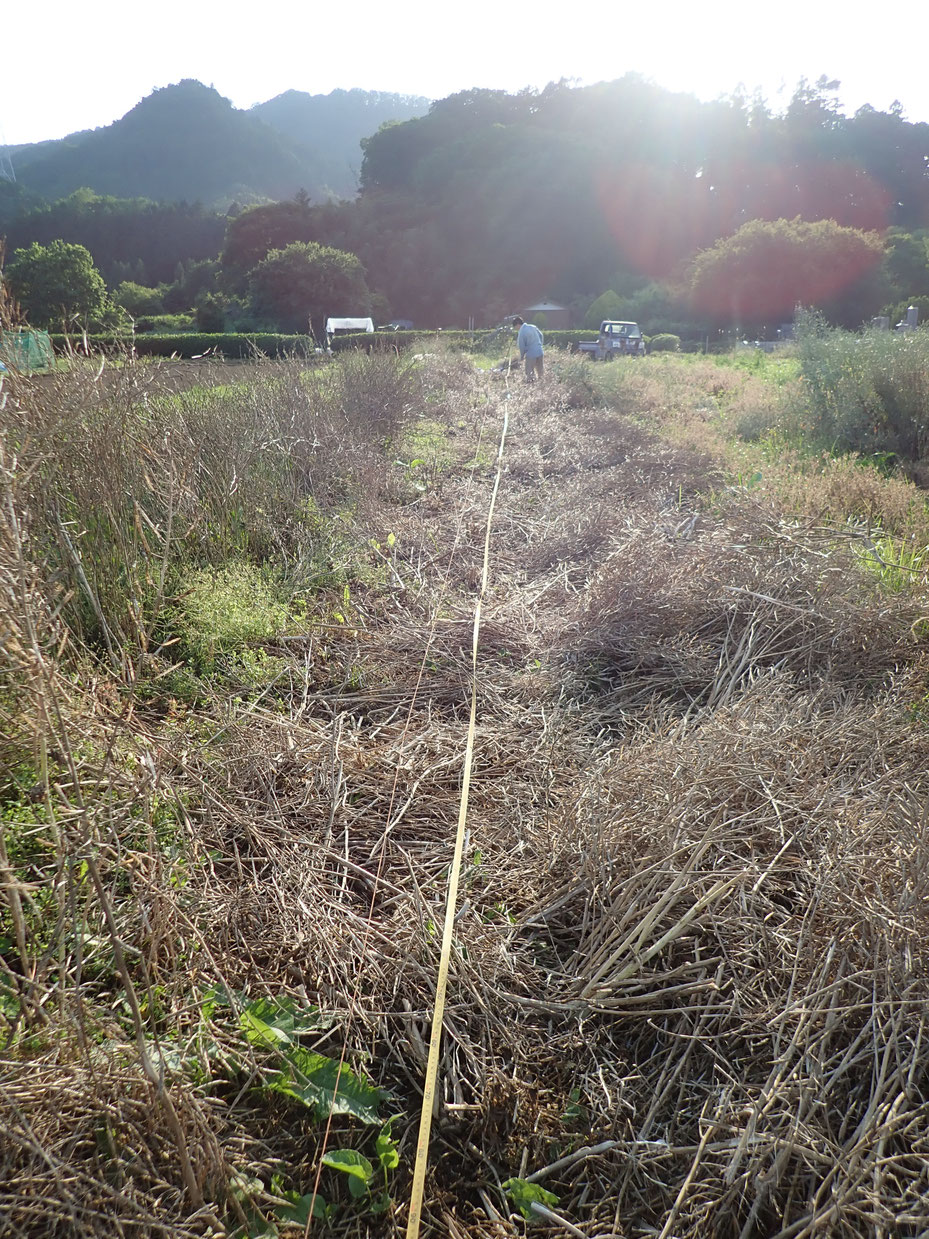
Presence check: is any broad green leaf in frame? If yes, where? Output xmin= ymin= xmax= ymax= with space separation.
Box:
xmin=199 ymin=984 xmax=233 ymax=1022
xmin=229 ymin=1170 xmax=264 ymax=1202
xmin=348 ymin=1174 xmax=369 ymax=1199
xmin=376 ymin=1130 xmax=400 ymax=1171
xmin=503 ymin=1178 xmax=560 ymax=1221
xmin=239 ymin=996 xmax=322 ymax=1050
xmin=244 ymin=1222 xmax=278 ymax=1239
xmin=144 ymin=1040 xmax=185 ymax=1078
xmin=275 ymin=1190 xmax=329 ymax=1224
xmin=268 ymin=1048 xmax=383 ymax=1124
xmin=322 ymin=1148 xmax=374 ymax=1194
xmin=230 ymin=1209 xmax=278 ymax=1239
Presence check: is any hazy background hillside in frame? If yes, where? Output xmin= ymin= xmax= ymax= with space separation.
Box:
xmin=1 ymin=80 xmax=431 ymax=208
xmin=251 ymin=88 xmax=431 ymax=199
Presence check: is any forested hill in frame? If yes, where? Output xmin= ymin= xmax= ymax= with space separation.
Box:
xmin=251 ymin=89 xmax=430 ymax=196
xmin=3 ymin=81 xmax=429 ymax=208
xmin=348 ymin=78 xmax=929 ymax=325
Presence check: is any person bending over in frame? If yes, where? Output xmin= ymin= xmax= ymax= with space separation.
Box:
xmin=513 ymin=316 xmax=544 ymax=382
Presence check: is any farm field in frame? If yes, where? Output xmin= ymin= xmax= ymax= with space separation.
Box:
xmin=2 ymin=347 xmax=929 ymax=1238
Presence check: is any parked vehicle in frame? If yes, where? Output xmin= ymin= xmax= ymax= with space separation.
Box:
xmin=578 ymin=320 xmax=646 ymax=359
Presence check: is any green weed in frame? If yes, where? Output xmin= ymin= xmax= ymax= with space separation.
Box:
xmin=560 ymin=1087 xmax=589 ymax=1126
xmin=793 ymin=314 xmax=929 ymax=459
xmin=397 ymin=418 xmax=457 ymax=478
xmin=272 ymin=1178 xmax=332 ymax=1226
xmin=237 ymin=995 xmax=384 ymax=1124
xmin=321 ymin=1119 xmax=400 ymax=1215
xmin=172 ymin=562 xmax=290 ymax=671
xmin=856 ymin=535 xmax=928 ymax=594
xmin=503 ymin=1177 xmax=561 ymax=1222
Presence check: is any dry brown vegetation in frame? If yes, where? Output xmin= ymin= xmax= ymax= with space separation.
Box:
xmin=2 ymin=345 xmax=929 ymax=1239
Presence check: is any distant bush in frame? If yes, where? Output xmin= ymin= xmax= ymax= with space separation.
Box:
xmin=113 ymin=281 xmax=165 ymax=316
xmin=647 ymin=333 xmax=682 ymax=352
xmin=330 ymin=329 xmax=490 ymax=353
xmin=883 ymin=296 xmax=929 ymax=329
xmin=542 ymin=330 xmax=598 ymax=350
xmin=329 ymin=328 xmax=603 ymax=354
xmin=329 ymin=330 xmax=439 ymax=353
xmin=329 ymin=327 xmax=714 ymax=355
xmin=48 ymin=329 xmax=713 ymax=362
xmin=680 ymin=339 xmax=735 ymax=354
xmin=794 ymin=312 xmax=929 ymax=459
xmin=194 ymin=293 xmax=227 ymax=333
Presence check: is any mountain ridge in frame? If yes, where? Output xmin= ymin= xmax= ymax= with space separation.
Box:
xmin=2 ymin=81 xmax=432 ymax=207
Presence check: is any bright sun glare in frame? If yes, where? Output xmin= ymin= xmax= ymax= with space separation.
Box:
xmin=5 ymin=0 xmax=927 ymax=147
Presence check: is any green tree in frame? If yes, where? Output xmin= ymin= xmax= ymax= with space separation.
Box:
xmin=884 ymin=295 xmax=929 ymax=328
xmin=625 ymin=282 xmax=695 ymax=337
xmin=161 ymin=258 xmax=221 ymax=313
xmin=194 ymin=292 xmax=229 ymax=332
xmin=248 ymin=242 xmax=370 ymax=336
xmin=689 ymin=217 xmax=885 ymax=331
xmin=5 ymin=240 xmax=109 ymax=330
xmin=113 ymin=280 xmax=165 ymax=316
xmin=222 ymin=199 xmax=320 ymax=277
xmin=883 ymin=231 xmax=929 ymax=300
xmin=584 ymin=290 xmax=625 ymax=329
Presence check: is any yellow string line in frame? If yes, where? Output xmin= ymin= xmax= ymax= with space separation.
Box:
xmin=405 ymin=394 xmax=510 ymax=1239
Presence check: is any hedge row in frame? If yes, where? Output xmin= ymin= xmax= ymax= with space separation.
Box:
xmin=49 ymin=333 xmax=317 ymax=359
xmin=328 ymin=330 xmax=475 ymax=352
xmin=46 ymin=330 xmax=725 ymax=360
xmin=330 ymin=329 xmax=707 ymax=354
xmin=329 ymin=329 xmax=611 ymax=353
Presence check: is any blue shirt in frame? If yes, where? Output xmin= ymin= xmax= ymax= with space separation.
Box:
xmin=517 ymin=322 xmax=544 ymax=359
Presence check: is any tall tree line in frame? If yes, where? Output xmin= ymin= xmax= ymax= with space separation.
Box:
xmin=4 ymin=76 xmax=929 ymax=332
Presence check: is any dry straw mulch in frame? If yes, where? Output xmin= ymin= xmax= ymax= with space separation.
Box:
xmin=2 ymin=353 xmax=929 ymax=1238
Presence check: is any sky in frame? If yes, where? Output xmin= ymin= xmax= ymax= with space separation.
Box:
xmin=2 ymin=0 xmax=928 ymax=148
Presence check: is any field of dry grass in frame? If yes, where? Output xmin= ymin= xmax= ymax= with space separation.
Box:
xmin=2 ymin=345 xmax=929 ymax=1238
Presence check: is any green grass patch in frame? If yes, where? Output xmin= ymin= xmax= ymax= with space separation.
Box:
xmin=711 ymin=348 xmax=801 ymax=384
xmin=398 ymin=418 xmax=457 ymax=471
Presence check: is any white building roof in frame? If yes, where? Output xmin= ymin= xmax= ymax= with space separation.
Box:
xmin=326 ymin=317 xmax=375 ymax=333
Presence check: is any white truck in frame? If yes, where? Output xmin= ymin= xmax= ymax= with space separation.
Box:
xmin=578 ymin=320 xmax=646 ymax=359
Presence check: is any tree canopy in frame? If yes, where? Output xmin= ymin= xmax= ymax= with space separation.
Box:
xmin=688 ymin=217 xmax=886 ymax=329
xmin=4 ymin=189 xmax=225 ymax=286
xmin=223 ymin=199 xmax=321 ymax=275
xmin=585 ymin=290 xmax=625 ymax=329
xmin=247 ymin=241 xmax=370 ymax=336
xmin=346 ymin=77 xmax=929 ymax=325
